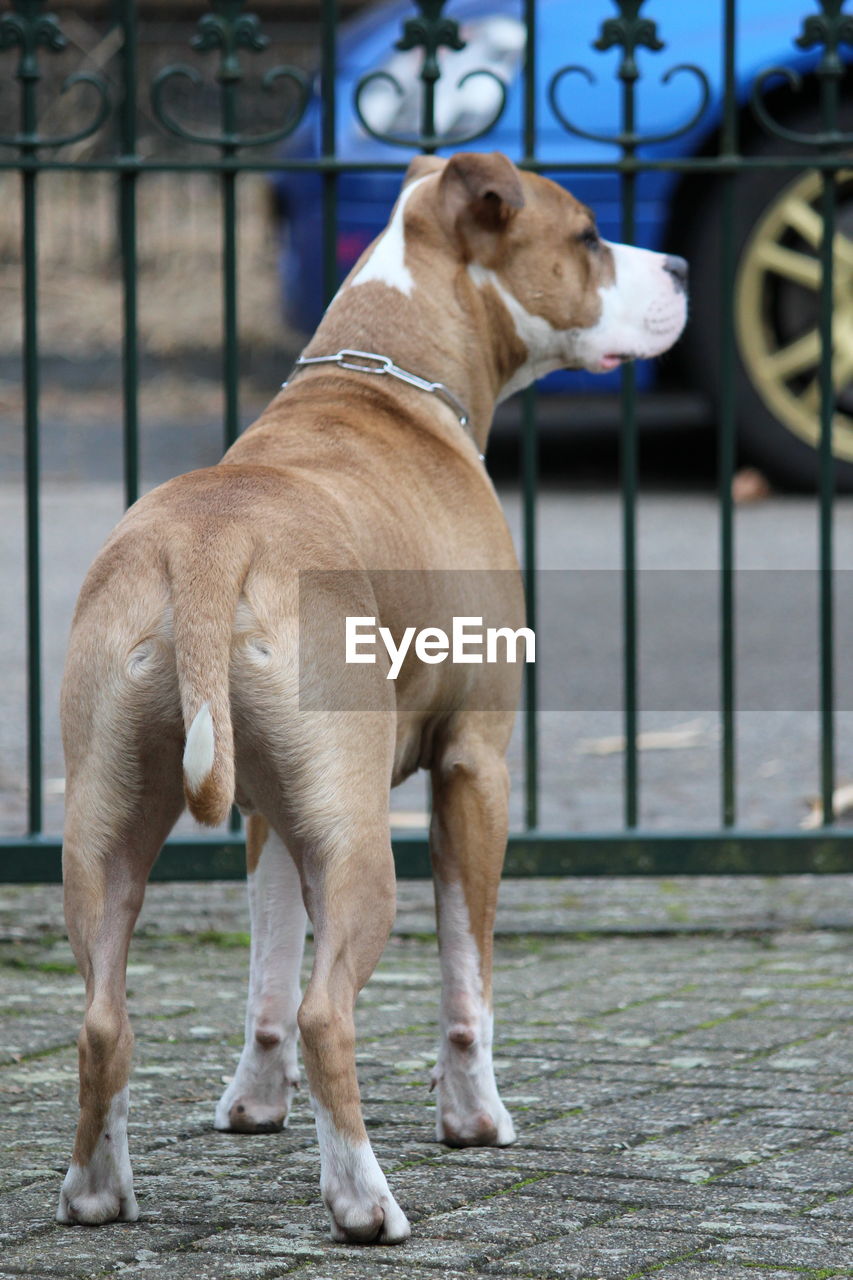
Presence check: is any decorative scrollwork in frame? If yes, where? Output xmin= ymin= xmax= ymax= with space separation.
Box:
xmin=593 ymin=0 xmax=664 ymax=83
xmin=0 ymin=0 xmax=111 ymax=150
xmin=798 ymin=0 xmax=853 ymax=72
xmin=354 ymin=66 xmax=508 ymax=152
xmin=397 ymin=0 xmax=466 ymax=82
xmin=0 ymin=0 xmax=65 ymax=79
xmin=353 ymin=0 xmax=510 ymax=152
xmin=751 ymin=0 xmax=853 ymax=147
xmin=150 ymin=0 xmax=310 ymax=150
xmin=548 ymin=0 xmax=710 ymax=150
xmin=192 ymin=0 xmax=268 ymax=82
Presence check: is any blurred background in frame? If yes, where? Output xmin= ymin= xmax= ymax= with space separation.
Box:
xmin=0 ymin=1 xmax=333 ymax=483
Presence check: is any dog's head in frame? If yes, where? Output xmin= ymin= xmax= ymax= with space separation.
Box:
xmin=405 ymin=151 xmax=688 ymax=400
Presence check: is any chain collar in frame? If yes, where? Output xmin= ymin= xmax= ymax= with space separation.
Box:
xmin=283 ymin=349 xmax=484 ymax=462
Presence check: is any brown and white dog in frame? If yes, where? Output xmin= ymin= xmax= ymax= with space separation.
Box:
xmin=57 ymin=152 xmax=687 ymax=1242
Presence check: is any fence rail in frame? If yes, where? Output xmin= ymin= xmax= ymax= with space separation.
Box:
xmin=1 ymin=0 xmax=852 ymax=879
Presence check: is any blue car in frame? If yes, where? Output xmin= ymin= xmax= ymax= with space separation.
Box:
xmin=273 ymin=0 xmax=853 ymax=490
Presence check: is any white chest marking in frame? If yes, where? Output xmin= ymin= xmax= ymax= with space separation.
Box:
xmin=349 ymin=175 xmax=428 ymax=297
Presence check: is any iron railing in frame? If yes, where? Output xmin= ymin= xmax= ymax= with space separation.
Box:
xmin=1 ymin=0 xmax=852 ymax=879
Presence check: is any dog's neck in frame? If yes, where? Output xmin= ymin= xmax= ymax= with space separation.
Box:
xmin=297 ymin=174 xmax=533 ymax=454
xmin=300 ymin=269 xmax=526 ymax=456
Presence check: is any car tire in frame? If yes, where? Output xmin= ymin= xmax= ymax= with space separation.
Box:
xmin=677 ymin=104 xmax=853 ymax=492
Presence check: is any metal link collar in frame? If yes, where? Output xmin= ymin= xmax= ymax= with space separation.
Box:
xmin=283 ymin=349 xmax=483 ymax=460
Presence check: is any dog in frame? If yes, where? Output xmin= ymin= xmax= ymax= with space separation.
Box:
xmin=56 ymin=151 xmax=687 ymax=1242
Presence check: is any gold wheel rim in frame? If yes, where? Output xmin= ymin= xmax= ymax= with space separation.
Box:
xmin=735 ymin=169 xmax=853 ymax=462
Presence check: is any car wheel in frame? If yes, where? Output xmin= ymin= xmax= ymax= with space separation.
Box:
xmin=735 ymin=165 xmax=853 ymax=489
xmin=679 ymin=112 xmax=853 ymax=491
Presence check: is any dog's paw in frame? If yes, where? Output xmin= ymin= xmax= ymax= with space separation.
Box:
xmin=437 ymin=1102 xmax=516 ymax=1148
xmin=214 ymin=1096 xmax=289 ymax=1133
xmin=325 ymin=1189 xmax=411 ymax=1245
xmin=215 ymin=1037 xmax=299 ymax=1133
xmin=214 ymin=1071 xmax=299 ymax=1133
xmin=57 ymin=1168 xmax=138 ymax=1225
xmin=432 ymin=1061 xmax=516 ymax=1148
xmin=315 ymin=1109 xmax=411 ymax=1245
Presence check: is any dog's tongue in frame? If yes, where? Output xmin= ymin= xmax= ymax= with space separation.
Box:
xmin=598 ymin=355 xmax=623 ymax=373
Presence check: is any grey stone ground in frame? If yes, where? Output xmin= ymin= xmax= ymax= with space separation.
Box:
xmin=1 ymin=876 xmax=851 ymax=1280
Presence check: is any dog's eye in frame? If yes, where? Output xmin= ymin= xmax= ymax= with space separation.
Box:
xmin=578 ymin=228 xmax=601 ymax=251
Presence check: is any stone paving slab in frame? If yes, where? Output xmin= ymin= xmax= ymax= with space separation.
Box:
xmin=649 ymin=1269 xmax=837 ymax=1280
xmin=2 ymin=874 xmax=852 ymax=942
xmin=0 ymin=877 xmax=850 ymax=1279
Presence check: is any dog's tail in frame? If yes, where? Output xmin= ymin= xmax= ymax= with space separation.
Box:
xmin=169 ymin=535 xmax=249 ymax=827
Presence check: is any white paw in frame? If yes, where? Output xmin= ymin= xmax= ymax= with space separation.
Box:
xmin=435 ymin=1094 xmax=516 ymax=1147
xmin=58 ymin=1088 xmax=138 ymax=1225
xmin=313 ymin=1098 xmax=411 ymax=1245
xmin=57 ymin=1166 xmax=138 ymax=1225
xmin=494 ymin=1100 xmax=517 ymax=1145
xmin=431 ymin=1052 xmax=516 ymax=1148
xmin=214 ymin=1096 xmax=294 ymax=1132
xmin=214 ymin=1079 xmax=298 ymax=1133
xmin=215 ymin=1036 xmax=299 ymax=1133
xmin=325 ymin=1186 xmax=411 ymax=1245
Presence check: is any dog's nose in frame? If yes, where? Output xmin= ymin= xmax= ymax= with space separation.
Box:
xmin=663 ymin=255 xmax=689 ymax=293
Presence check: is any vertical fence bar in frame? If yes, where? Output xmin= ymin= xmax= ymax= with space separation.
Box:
xmin=224 ymin=153 xmax=241 ymax=850
xmin=119 ymin=0 xmax=140 ymax=507
xmin=220 ymin=43 xmax=241 ymax=833
xmin=218 ymin=88 xmax=241 ymax=859
xmin=620 ymin=86 xmax=638 ymax=829
xmin=222 ymin=168 xmax=239 ymax=450
xmin=17 ymin=33 xmax=43 ymax=836
xmin=521 ymin=0 xmax=538 ymax=830
xmin=818 ymin=107 xmax=839 ymax=827
xmin=818 ymin=173 xmax=836 ymax=825
xmin=221 ymin=61 xmax=239 ymax=452
xmin=22 ymin=154 xmax=42 ymax=836
xmin=719 ymin=0 xmax=737 ymax=827
xmin=321 ymin=0 xmax=338 ymax=309
xmin=521 ymin=402 xmax=538 ymax=832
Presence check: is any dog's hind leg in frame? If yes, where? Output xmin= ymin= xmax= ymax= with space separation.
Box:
xmin=296 ymin=811 xmax=410 ymax=1245
xmin=57 ymin=726 xmax=183 ymax=1225
xmin=259 ymin=710 xmax=410 ymax=1245
xmin=429 ymin=723 xmax=516 ymax=1148
xmin=215 ymin=815 xmax=307 ymax=1133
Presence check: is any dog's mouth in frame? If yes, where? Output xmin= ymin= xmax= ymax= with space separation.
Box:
xmin=596 ymin=353 xmax=635 ymax=373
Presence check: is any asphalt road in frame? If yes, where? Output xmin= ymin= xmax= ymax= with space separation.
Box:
xmin=1 ymin=417 xmax=852 ymax=837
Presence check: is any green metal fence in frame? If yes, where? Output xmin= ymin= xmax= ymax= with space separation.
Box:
xmin=1 ymin=0 xmax=852 ymax=880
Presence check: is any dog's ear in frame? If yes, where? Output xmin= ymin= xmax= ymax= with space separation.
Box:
xmin=440 ymin=151 xmax=525 ymax=235
xmin=403 ymin=154 xmax=446 ymax=186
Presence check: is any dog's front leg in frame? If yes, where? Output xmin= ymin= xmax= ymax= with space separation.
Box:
xmin=429 ymin=734 xmax=516 ymax=1147
xmin=297 ymin=826 xmax=410 ymax=1244
xmin=215 ymin=817 xmax=306 ymax=1133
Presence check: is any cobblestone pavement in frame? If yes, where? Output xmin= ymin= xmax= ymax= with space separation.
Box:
xmin=0 ymin=877 xmax=850 ymax=1280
